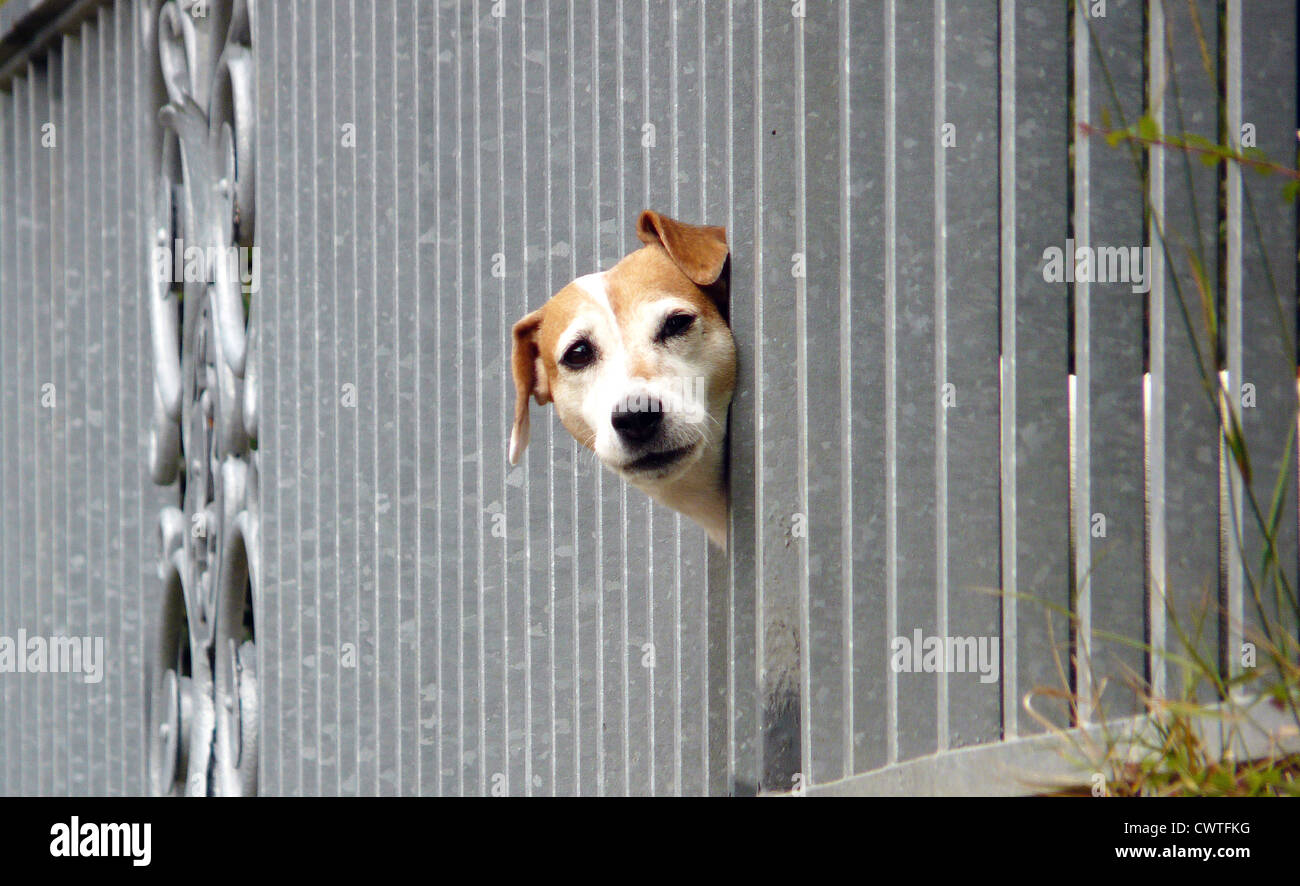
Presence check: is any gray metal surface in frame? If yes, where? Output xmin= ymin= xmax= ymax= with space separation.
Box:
xmin=1 ymin=0 xmax=169 ymax=795
xmin=1154 ymin=0 xmax=1225 ymax=707
xmin=999 ymin=0 xmax=1071 ymax=739
xmin=1 ymin=0 xmax=1297 ymax=796
xmin=1074 ymin=0 xmax=1147 ymax=721
xmin=1229 ymin=0 xmax=1300 ymax=701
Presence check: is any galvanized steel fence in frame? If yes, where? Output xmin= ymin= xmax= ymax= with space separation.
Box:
xmin=0 ymin=0 xmax=1298 ymax=796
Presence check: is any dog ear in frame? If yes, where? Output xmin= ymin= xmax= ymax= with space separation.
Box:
xmin=636 ymin=210 xmax=729 ymax=288
xmin=637 ymin=210 xmax=730 ymax=322
xmin=510 ymin=308 xmax=550 ymax=465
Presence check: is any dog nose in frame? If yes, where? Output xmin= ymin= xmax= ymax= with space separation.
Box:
xmin=612 ymin=403 xmax=663 ymax=446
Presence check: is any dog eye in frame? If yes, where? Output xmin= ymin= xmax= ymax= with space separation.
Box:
xmin=658 ymin=312 xmax=695 ymax=341
xmin=560 ymin=339 xmax=597 ymax=370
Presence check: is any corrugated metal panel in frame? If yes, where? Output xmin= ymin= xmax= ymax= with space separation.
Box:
xmin=890 ymin=0 xmax=941 ymax=767
xmin=1000 ymin=0 xmax=1072 ymax=740
xmin=1074 ymin=0 xmax=1147 ymax=721
xmin=1 ymin=74 xmax=16 ymax=795
xmin=802 ymin=0 xmax=848 ymax=785
xmin=256 ymin=0 xmax=282 ymax=797
xmin=2 ymin=0 xmax=1299 ymax=797
xmin=943 ymin=0 xmax=1002 ymax=750
xmin=841 ymin=0 xmax=889 ymax=777
xmin=0 ymin=0 xmax=166 ymax=796
xmin=1151 ymin=0 xmax=1224 ymax=707
xmin=1233 ymin=0 xmax=1299 ymax=689
xmin=722 ymin=0 xmax=760 ymax=795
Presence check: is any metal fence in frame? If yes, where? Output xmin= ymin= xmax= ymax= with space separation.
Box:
xmin=1 ymin=0 xmax=1298 ymax=796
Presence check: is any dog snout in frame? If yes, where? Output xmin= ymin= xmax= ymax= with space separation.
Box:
xmin=611 ymin=401 xmax=663 ymax=446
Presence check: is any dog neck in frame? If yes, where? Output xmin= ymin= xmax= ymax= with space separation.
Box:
xmin=629 ymin=446 xmax=729 ymax=550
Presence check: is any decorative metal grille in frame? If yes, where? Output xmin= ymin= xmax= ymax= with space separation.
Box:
xmin=145 ymin=0 xmax=258 ymax=796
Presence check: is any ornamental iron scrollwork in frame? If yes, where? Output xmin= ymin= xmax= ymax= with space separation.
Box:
xmin=146 ymin=0 xmax=258 ymax=797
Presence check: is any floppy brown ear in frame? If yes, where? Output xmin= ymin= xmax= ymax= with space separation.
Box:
xmin=509 ymin=308 xmax=550 ymax=465
xmin=636 ymin=210 xmax=729 ymax=288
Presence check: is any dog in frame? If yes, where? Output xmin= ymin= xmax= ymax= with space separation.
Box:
xmin=509 ymin=210 xmax=736 ymax=549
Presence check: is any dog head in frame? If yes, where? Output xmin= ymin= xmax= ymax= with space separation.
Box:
xmin=509 ymin=210 xmax=736 ymax=547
